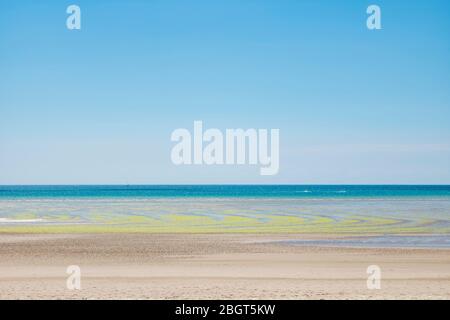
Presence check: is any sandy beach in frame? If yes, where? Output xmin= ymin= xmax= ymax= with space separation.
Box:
xmin=0 ymin=233 xmax=449 ymax=300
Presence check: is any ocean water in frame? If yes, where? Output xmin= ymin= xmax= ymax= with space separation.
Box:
xmin=279 ymin=235 xmax=450 ymax=249
xmin=0 ymin=185 xmax=450 ymax=199
xmin=0 ymin=186 xmax=450 ymax=246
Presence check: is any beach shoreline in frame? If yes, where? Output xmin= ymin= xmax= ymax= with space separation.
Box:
xmin=1 ymin=233 xmax=449 ymax=300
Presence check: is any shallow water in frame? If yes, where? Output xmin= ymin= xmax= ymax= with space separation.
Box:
xmin=1 ymin=197 xmax=449 ymax=235
xmin=278 ymin=235 xmax=450 ymax=249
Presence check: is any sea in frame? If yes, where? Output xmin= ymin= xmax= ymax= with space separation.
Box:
xmin=1 ymin=185 xmax=449 ymax=248
xmin=1 ymin=185 xmax=450 ymax=199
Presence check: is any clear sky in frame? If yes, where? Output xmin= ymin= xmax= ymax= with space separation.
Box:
xmin=0 ymin=0 xmax=449 ymax=184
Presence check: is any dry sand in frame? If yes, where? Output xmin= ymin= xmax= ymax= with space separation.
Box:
xmin=0 ymin=233 xmax=449 ymax=299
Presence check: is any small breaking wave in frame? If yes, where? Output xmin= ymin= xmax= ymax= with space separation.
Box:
xmin=0 ymin=218 xmax=44 ymax=223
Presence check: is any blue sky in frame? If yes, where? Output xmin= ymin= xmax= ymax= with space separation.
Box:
xmin=0 ymin=0 xmax=449 ymax=184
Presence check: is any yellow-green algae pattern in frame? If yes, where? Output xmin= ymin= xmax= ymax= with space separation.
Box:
xmin=0 ymin=198 xmax=449 ymax=234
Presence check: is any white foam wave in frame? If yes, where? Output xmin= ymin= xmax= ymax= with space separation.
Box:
xmin=0 ymin=218 xmax=44 ymax=223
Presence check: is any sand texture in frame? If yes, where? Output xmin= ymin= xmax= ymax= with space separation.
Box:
xmin=0 ymin=233 xmax=449 ymax=299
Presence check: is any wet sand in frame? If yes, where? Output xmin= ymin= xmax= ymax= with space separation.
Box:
xmin=0 ymin=233 xmax=449 ymax=299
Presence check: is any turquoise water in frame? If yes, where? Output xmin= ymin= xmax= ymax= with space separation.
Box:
xmin=1 ymin=185 xmax=450 ymax=199
xmin=0 ymin=187 xmax=450 ymax=240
